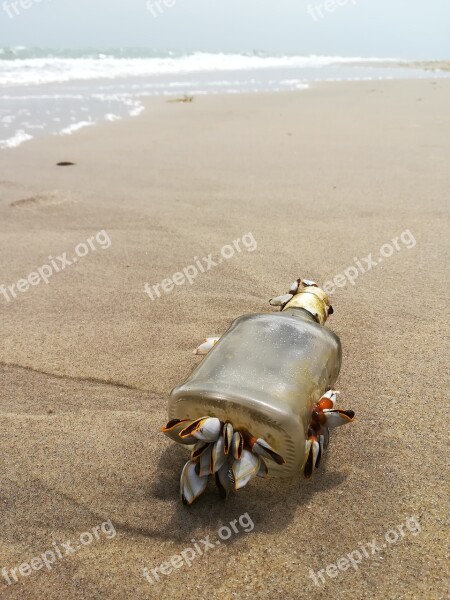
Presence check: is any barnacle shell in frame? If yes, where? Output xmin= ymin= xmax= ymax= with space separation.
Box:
xmin=194 ymin=337 xmax=220 ymax=355
xmin=180 ymin=416 xmax=221 ymax=442
xmin=302 ymin=279 xmax=318 ymax=287
xmin=322 ymin=427 xmax=330 ymax=449
xmin=304 ymin=438 xmax=320 ymax=478
xmin=180 ymin=460 xmax=208 ymax=505
xmin=269 ymin=293 xmax=293 ymax=307
xmin=251 ymin=438 xmax=286 ymax=465
xmin=230 ymin=431 xmax=244 ymax=460
xmin=161 ymin=419 xmax=197 ymax=445
xmin=232 ymin=450 xmax=260 ymax=490
xmin=215 ymin=461 xmax=234 ymax=498
xmin=323 ymin=409 xmax=355 ymax=428
xmin=256 ymin=457 xmax=268 ymax=478
xmin=191 ymin=441 xmax=210 ymax=460
xmin=198 ymin=444 xmax=214 ymax=477
xmin=211 ymin=435 xmax=226 ymax=473
xmin=288 ymin=279 xmax=301 ymax=295
xmin=318 ymin=389 xmax=339 ymax=410
xmin=223 ymin=422 xmax=233 ymax=455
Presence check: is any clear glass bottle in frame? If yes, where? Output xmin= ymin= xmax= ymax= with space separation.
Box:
xmin=168 ymin=285 xmax=341 ymax=476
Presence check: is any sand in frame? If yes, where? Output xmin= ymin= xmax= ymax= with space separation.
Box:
xmin=0 ymin=79 xmax=449 ymax=599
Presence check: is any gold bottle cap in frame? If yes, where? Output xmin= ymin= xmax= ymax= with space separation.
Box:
xmin=282 ymin=285 xmax=332 ymax=325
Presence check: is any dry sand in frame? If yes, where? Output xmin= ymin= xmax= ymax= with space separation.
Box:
xmin=0 ymin=79 xmax=449 ymax=599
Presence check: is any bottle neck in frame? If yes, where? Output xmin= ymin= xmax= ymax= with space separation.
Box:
xmin=282 ymin=307 xmax=319 ymax=323
xmin=282 ymin=286 xmax=330 ymax=325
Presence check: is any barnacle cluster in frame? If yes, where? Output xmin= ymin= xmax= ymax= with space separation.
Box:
xmin=162 ymin=417 xmax=285 ymax=505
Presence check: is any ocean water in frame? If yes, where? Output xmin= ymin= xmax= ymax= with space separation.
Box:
xmin=0 ymin=48 xmax=447 ymax=149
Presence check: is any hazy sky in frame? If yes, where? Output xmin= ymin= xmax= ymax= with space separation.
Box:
xmin=1 ymin=0 xmax=449 ymax=59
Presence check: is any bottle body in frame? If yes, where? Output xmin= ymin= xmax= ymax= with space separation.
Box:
xmin=169 ymin=308 xmax=341 ymax=476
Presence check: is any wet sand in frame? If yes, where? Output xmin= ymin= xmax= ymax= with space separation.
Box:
xmin=0 ymin=79 xmax=449 ymax=599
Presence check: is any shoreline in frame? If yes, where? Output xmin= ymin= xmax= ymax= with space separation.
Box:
xmin=0 ymin=59 xmax=449 ymax=152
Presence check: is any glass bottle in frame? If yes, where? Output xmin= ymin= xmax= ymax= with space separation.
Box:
xmin=168 ymin=285 xmax=341 ymax=476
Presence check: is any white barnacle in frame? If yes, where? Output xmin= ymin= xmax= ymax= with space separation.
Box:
xmin=180 ymin=416 xmax=221 ymax=442
xmin=269 ymin=293 xmax=293 ymax=307
xmin=232 ymin=450 xmax=260 ymax=490
xmin=180 ymin=460 xmax=209 ymax=505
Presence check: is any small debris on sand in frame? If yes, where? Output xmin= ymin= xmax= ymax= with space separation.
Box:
xmin=167 ymin=95 xmax=194 ymax=104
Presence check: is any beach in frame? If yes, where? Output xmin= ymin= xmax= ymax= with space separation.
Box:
xmin=0 ymin=78 xmax=449 ymax=599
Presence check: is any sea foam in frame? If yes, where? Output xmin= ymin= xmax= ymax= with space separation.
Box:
xmin=0 ymin=52 xmax=401 ymax=87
